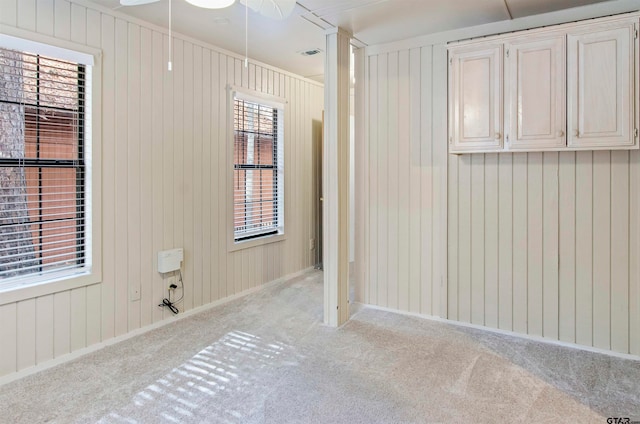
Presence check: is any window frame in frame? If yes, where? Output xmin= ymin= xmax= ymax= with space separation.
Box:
xmin=0 ymin=28 xmax=102 ymax=305
xmin=227 ymin=86 xmax=286 ymax=252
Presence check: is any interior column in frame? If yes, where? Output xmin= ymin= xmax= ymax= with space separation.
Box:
xmin=323 ymin=27 xmax=351 ymax=327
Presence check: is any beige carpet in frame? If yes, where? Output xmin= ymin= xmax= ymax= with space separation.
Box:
xmin=0 ymin=270 xmax=639 ymax=423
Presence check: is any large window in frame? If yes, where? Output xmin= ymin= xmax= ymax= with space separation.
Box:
xmin=0 ymin=44 xmax=90 ymax=287
xmin=233 ymin=96 xmax=284 ymax=242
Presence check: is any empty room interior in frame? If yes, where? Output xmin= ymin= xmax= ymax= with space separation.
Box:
xmin=1 ymin=0 xmax=640 ymax=422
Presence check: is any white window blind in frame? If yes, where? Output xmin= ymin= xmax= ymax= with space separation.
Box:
xmin=233 ymin=97 xmax=283 ymax=241
xmin=0 ymin=46 xmax=87 ymax=283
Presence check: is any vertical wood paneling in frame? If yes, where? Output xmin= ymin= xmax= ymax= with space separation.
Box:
xmin=0 ymin=304 xmax=17 ymax=375
xmin=70 ymin=3 xmax=86 ymax=44
xmin=86 ymin=284 xmax=101 ymax=346
xmin=542 ymin=153 xmax=559 ymax=339
xmin=593 ymin=151 xmax=611 ymax=350
xmin=70 ymin=287 xmax=87 ymax=351
xmin=527 ymin=153 xmax=543 ymax=336
xmin=36 ymin=0 xmax=54 ymax=35
xmin=86 ymin=9 xmax=100 ymax=48
xmin=0 ymin=1 xmax=323 ymax=378
xmin=182 ymin=41 xmax=194 ymax=312
xmin=498 ymin=154 xmax=513 ymax=331
xmin=219 ymin=56 xmax=230 ymax=299
xmin=421 ymin=46 xmax=434 ymax=316
xmin=201 ymin=47 xmax=212 ymax=305
xmin=558 ymin=152 xmax=576 ymax=342
xmin=458 ymin=156 xmax=472 ymax=322
xmin=377 ymin=53 xmax=389 ymax=308
xmin=512 ymin=153 xmax=528 ymax=333
xmin=355 ymin=48 xmax=366 ymax=303
xmin=17 ymin=0 xmax=36 ymax=31
xmin=432 ymin=43 xmax=448 ymax=318
xmin=368 ymin=55 xmax=379 ymax=306
xmin=139 ymin=27 xmax=153 ymax=328
xmin=611 ymin=151 xmax=629 ymax=353
xmin=210 ymin=51 xmax=221 ymax=302
xmin=631 ymin=150 xmax=640 ymax=356
xmin=174 ymin=39 xmax=186 ymax=308
xmin=289 ymin=78 xmax=297 ymax=273
xmin=357 ymin=37 xmax=639 ymax=355
xmin=484 ymin=154 xmax=499 ymax=328
xmin=53 ymin=0 xmax=70 ymax=40
xmin=151 ymin=30 xmax=165 ymax=324
xmin=397 ymin=50 xmax=410 ymax=312
xmin=35 ymin=296 xmax=54 ymax=364
xmin=53 ymin=291 xmax=70 ymax=358
xmin=471 ymin=154 xmax=485 ymax=325
xmin=127 ymin=22 xmax=142 ymax=331
xmin=447 ymin=154 xmax=459 ymax=320
xmin=0 ymin=0 xmax=18 ymax=25
xmin=408 ymin=47 xmax=421 ymax=314
xmin=16 ymin=299 xmax=36 ymax=370
xmin=575 ymin=151 xmax=593 ymax=346
xmin=387 ymin=51 xmax=399 ymax=310
xmin=193 ymin=45 xmax=204 ymax=308
xmin=101 ymin=13 xmax=116 ymax=340
xmin=114 ymin=18 xmax=129 ymax=337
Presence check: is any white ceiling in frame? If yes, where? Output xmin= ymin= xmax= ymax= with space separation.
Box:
xmin=87 ymin=0 xmax=614 ymax=82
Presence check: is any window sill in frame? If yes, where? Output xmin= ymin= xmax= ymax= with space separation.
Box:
xmin=228 ymin=232 xmax=286 ymax=253
xmin=0 ymin=271 xmax=100 ymax=306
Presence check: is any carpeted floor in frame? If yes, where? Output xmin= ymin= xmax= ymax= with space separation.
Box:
xmin=1 ymin=270 xmax=639 ymax=423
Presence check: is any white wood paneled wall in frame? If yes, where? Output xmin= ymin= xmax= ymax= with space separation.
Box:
xmin=354 ymin=45 xmax=448 ymax=317
xmin=0 ymin=0 xmax=323 ymax=378
xmin=356 ymin=34 xmax=640 ymax=356
xmin=448 ymin=150 xmax=640 ymax=355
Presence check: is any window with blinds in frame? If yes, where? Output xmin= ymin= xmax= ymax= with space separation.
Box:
xmin=0 ymin=46 xmax=87 ymax=283
xmin=233 ymin=97 xmax=283 ymax=241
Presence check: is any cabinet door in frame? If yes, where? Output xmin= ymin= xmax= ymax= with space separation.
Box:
xmin=568 ymin=21 xmax=636 ymax=148
xmin=449 ymin=44 xmax=503 ymax=152
xmin=506 ymin=35 xmax=566 ymax=150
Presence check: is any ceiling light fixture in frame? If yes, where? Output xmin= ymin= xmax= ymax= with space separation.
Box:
xmin=184 ymin=0 xmax=236 ymax=8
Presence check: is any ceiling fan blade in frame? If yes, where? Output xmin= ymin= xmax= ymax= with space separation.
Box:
xmin=240 ymin=0 xmax=296 ymax=20
xmin=120 ymin=0 xmax=161 ymax=6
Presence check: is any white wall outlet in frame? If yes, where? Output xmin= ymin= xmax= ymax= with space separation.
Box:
xmin=129 ymin=282 xmax=141 ymax=302
xmin=309 ymin=238 xmax=315 ymax=250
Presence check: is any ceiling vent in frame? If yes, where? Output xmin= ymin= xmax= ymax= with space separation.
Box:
xmin=299 ymin=48 xmax=323 ymax=56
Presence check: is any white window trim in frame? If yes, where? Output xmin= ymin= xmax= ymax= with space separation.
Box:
xmin=0 ymin=27 xmax=102 ymax=305
xmin=227 ymin=85 xmax=286 ymax=252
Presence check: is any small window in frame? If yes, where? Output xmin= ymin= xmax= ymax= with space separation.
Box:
xmin=0 ymin=45 xmax=90 ymax=286
xmin=233 ymin=96 xmax=284 ymax=242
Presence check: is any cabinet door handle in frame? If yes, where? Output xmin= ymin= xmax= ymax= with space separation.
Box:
xmin=573 ymin=129 xmax=579 ymax=137
xmin=495 ymin=132 xmax=501 ymax=140
xmin=558 ymin=130 xmax=565 ymax=137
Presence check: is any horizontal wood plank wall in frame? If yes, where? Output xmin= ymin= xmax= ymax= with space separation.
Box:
xmin=0 ymin=0 xmax=323 ymax=378
xmin=354 ymin=45 xmax=448 ymax=317
xmin=356 ymin=38 xmax=640 ymax=356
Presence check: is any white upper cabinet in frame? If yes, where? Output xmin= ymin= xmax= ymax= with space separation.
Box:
xmin=506 ymin=34 xmax=566 ymax=150
xmin=447 ymin=13 xmax=639 ymax=154
xmin=567 ymin=20 xmax=637 ymax=148
xmin=449 ymin=44 xmax=503 ymax=153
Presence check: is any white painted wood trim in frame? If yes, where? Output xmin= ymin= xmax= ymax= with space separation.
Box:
xmin=323 ymin=28 xmax=351 ymax=327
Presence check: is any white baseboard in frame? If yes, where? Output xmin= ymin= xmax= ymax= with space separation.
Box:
xmin=0 ymin=267 xmax=316 ymax=387
xmin=355 ymin=302 xmax=640 ymax=362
